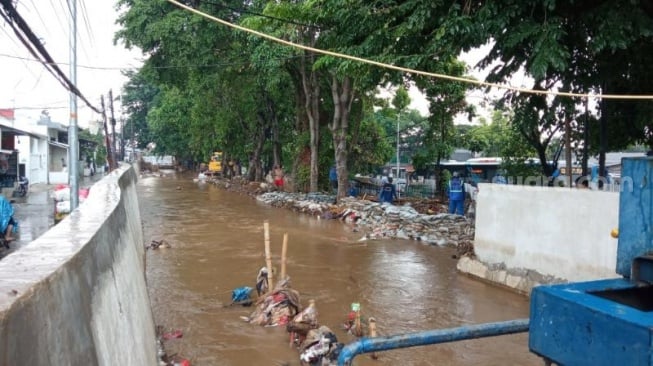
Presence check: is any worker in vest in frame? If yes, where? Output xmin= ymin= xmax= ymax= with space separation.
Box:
xmin=447 ymin=171 xmax=466 ymax=215
xmin=379 ymin=176 xmax=398 ymax=204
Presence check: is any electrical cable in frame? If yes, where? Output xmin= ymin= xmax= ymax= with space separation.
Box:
xmin=0 ymin=51 xmax=301 ymax=70
xmin=0 ymin=0 xmax=101 ymax=113
xmin=167 ymin=0 xmax=653 ymax=101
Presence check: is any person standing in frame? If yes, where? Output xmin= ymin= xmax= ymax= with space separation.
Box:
xmin=329 ymin=165 xmax=338 ymax=192
xmin=379 ymin=176 xmax=398 ymax=204
xmin=273 ymin=165 xmax=285 ymax=189
xmin=447 ymin=172 xmax=465 ymax=215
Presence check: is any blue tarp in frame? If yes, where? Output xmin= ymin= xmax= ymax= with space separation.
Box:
xmin=0 ymin=196 xmax=15 ymax=234
xmin=231 ymin=286 xmax=252 ymax=303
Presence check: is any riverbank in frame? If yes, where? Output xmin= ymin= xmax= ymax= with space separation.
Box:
xmin=200 ymin=175 xmax=476 ymax=258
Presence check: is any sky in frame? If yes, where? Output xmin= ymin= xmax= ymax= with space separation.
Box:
xmin=0 ymin=0 xmax=143 ymax=128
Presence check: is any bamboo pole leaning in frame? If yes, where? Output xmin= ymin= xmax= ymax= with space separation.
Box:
xmin=264 ymin=220 xmax=274 ymax=292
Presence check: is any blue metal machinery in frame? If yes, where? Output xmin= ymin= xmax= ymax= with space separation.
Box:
xmin=529 ymin=157 xmax=653 ymax=365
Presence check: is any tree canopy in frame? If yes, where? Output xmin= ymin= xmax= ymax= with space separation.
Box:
xmin=114 ymin=0 xmax=653 ymax=188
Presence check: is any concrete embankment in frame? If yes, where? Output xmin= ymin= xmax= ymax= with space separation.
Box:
xmin=0 ymin=165 xmax=156 ymax=366
xmin=457 ymin=183 xmax=620 ymax=295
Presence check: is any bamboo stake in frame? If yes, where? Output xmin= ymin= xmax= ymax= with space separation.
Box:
xmin=368 ymin=317 xmax=378 ymax=360
xmin=264 ymin=221 xmax=274 ymax=291
xmin=281 ymin=233 xmax=288 ymax=280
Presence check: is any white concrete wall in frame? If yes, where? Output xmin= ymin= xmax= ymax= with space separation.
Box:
xmin=473 ymin=183 xmax=620 ymax=282
xmin=0 ymin=165 xmax=157 ymax=365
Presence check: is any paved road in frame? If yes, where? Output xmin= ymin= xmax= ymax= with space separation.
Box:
xmin=0 ymin=175 xmax=103 ymax=258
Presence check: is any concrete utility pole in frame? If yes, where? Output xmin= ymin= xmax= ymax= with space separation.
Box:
xmin=68 ymin=0 xmax=79 ymax=209
xmin=108 ymin=89 xmax=118 ymax=166
xmin=100 ymin=95 xmax=114 ymax=171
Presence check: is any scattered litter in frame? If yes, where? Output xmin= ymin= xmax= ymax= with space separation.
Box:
xmin=230 ymin=286 xmax=253 ymax=306
xmin=162 ymin=330 xmax=183 ymax=340
xmin=147 ymin=240 xmax=171 ymax=250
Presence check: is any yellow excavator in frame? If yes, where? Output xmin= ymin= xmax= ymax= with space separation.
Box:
xmin=206 ymin=151 xmax=223 ymax=176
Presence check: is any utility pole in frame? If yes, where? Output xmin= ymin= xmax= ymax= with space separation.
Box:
xmin=565 ymin=117 xmax=572 ymax=188
xmin=108 ymin=89 xmax=118 ymax=166
xmin=68 ymin=0 xmax=79 ymax=209
xmin=120 ymin=117 xmax=125 ymax=161
xmin=100 ymin=95 xmax=114 ymax=170
xmin=582 ymin=97 xmax=589 ymax=177
xmin=396 ymin=112 xmax=400 ymax=199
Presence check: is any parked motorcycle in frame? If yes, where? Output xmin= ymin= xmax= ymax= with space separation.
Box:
xmin=12 ymin=176 xmax=28 ymax=198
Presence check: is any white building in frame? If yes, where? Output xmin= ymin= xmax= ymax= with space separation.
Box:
xmin=1 ymin=110 xmax=76 ymax=186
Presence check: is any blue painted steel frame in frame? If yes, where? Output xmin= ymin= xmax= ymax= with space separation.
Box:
xmin=617 ymin=157 xmax=653 ymax=278
xmin=530 ymin=278 xmax=653 ymax=366
xmin=337 ymin=319 xmax=529 ymax=366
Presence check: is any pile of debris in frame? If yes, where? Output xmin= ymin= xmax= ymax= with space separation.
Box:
xmin=256 ymin=192 xmax=475 ymax=257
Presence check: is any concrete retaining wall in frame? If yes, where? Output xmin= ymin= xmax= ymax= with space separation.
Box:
xmin=0 ymin=165 xmax=156 ymax=366
xmin=458 ymin=183 xmax=620 ymax=294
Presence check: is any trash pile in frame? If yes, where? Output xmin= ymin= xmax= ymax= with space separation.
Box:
xmin=156 ymin=325 xmax=191 ymax=366
xmin=241 ymin=279 xmax=302 ymax=327
xmin=235 ymin=271 xmax=362 ymax=365
xmin=230 ymin=220 xmax=379 ymax=366
xmin=51 ymin=184 xmax=90 ymax=224
xmin=256 ymin=193 xmax=475 ymax=256
xmin=256 ymin=192 xmax=334 ymax=215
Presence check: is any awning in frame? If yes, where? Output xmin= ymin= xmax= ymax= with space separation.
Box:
xmin=0 ymin=125 xmax=44 ymax=139
xmin=48 ymin=140 xmax=69 ymax=150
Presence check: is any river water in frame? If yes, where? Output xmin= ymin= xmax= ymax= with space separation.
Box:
xmin=140 ymin=172 xmax=541 ymax=366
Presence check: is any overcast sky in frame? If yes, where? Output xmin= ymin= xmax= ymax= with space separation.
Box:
xmin=0 ymin=0 xmax=143 ymax=127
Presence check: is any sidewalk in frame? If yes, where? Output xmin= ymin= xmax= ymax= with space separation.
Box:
xmin=1 ymin=174 xmax=104 ymax=257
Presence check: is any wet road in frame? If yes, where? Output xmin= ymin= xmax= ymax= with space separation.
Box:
xmin=141 ymin=171 xmax=542 ymax=366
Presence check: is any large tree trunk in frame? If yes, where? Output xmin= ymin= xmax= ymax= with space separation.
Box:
xmin=300 ymin=41 xmax=320 ymax=193
xmin=247 ymin=113 xmax=267 ymax=182
xmin=267 ymin=93 xmax=282 ymax=169
xmin=330 ymin=75 xmax=354 ymax=201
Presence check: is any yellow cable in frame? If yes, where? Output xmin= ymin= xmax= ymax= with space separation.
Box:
xmin=167 ymin=0 xmax=653 ymax=101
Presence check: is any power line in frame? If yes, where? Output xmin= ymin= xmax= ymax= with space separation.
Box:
xmin=0 ymin=0 xmax=101 ymax=113
xmin=168 ymin=0 xmax=653 ymax=101
xmin=0 ymin=51 xmax=301 ymax=70
xmin=78 ymin=0 xmax=95 ymax=46
xmin=62 ymin=0 xmax=91 ymax=62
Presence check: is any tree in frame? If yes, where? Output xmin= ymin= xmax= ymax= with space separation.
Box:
xmin=434 ymin=0 xmax=653 ymax=180
xmin=120 ymin=69 xmax=159 ymax=150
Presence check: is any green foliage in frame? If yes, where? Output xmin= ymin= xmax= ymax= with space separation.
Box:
xmin=348 ymin=115 xmax=394 ymax=175
xmin=78 ymin=128 xmax=105 ymax=166
xmin=113 ymin=0 xmax=653 ymax=186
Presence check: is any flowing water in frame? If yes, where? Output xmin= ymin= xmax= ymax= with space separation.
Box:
xmin=140 ymin=171 xmax=542 ymax=366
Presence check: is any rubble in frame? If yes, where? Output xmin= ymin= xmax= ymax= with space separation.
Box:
xmin=255 ymin=192 xmax=475 ymax=257
xmin=200 ymin=175 xmax=475 ymax=257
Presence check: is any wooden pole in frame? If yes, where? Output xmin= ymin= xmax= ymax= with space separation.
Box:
xmin=281 ymin=233 xmax=288 ymax=280
xmin=264 ymin=221 xmax=274 ymax=291
xmin=368 ymin=317 xmax=378 ymax=360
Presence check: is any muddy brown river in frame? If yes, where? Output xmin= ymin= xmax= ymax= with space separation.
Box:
xmin=139 ymin=172 xmax=542 ymax=366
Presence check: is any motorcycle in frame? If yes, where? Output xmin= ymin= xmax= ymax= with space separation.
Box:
xmin=12 ymin=176 xmax=28 ymax=198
